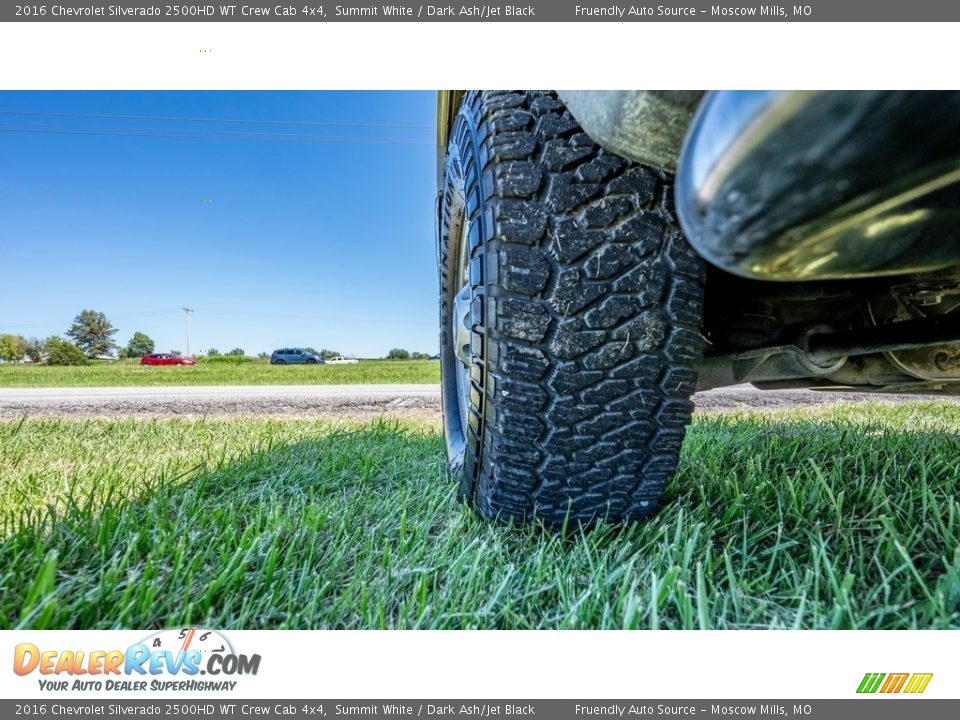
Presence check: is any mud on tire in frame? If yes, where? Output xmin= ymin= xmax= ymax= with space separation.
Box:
xmin=439 ymin=91 xmax=706 ymax=527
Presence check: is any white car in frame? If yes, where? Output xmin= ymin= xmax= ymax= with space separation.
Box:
xmin=326 ymin=356 xmax=358 ymax=364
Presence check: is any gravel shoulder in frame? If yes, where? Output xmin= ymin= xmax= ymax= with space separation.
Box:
xmin=0 ymin=385 xmax=442 ymax=420
xmin=692 ymin=384 xmax=959 ymax=411
xmin=0 ymin=383 xmax=955 ymax=420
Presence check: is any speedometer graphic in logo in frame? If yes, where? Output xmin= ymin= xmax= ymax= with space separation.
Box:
xmin=141 ymin=627 xmax=233 ymax=657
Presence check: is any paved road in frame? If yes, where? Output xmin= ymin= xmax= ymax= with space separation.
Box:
xmin=0 ymin=384 xmax=441 ymax=401
xmin=0 ymin=384 xmax=442 ymax=418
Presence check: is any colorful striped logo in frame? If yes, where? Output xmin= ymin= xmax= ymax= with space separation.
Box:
xmin=857 ymin=672 xmax=933 ymax=694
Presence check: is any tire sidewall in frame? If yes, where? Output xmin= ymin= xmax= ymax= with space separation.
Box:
xmin=439 ymin=98 xmax=487 ymax=501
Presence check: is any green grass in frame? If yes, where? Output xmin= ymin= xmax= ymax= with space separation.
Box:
xmin=0 ymin=359 xmax=440 ymax=387
xmin=2 ymin=402 xmax=959 ymax=629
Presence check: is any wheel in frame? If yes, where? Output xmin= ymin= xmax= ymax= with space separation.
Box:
xmin=306 ymin=359 xmax=318 ymax=365
xmin=275 ymin=359 xmax=286 ymax=365
xmin=438 ymin=91 xmax=706 ymax=527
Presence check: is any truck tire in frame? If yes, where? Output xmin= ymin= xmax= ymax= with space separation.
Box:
xmin=439 ymin=91 xmax=705 ymax=527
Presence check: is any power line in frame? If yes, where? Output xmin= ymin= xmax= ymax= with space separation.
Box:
xmin=193 ymin=308 xmax=392 ymax=327
xmin=6 ymin=309 xmax=184 ymax=329
xmin=0 ymin=109 xmax=434 ymax=131
xmin=0 ymin=126 xmax=433 ymax=146
xmin=5 ymin=307 xmax=387 ymax=330
xmin=195 ymin=308 xmax=335 ymax=322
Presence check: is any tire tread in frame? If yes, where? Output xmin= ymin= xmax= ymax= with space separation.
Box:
xmin=442 ymin=91 xmax=706 ymax=526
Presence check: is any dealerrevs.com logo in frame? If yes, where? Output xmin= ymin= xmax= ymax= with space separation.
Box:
xmin=13 ymin=627 xmax=261 ymax=692
xmin=857 ymin=673 xmax=933 ymax=694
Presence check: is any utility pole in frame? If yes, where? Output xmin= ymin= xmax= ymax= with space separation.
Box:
xmin=183 ymin=307 xmax=194 ymax=357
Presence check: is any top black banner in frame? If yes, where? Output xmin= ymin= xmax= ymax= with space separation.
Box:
xmin=3 ymin=0 xmax=958 ymax=22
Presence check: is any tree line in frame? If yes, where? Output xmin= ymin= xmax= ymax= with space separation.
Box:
xmin=1 ymin=310 xmax=437 ymax=365
xmin=386 ymin=348 xmax=435 ymax=360
xmin=0 ymin=310 xmax=126 ymax=366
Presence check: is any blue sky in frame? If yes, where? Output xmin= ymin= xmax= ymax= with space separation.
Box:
xmin=0 ymin=91 xmax=437 ymax=358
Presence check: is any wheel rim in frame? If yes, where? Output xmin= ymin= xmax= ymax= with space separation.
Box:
xmin=452 ymin=212 xmax=473 ymax=447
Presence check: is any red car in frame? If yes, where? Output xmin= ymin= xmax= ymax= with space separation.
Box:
xmin=139 ymin=353 xmax=196 ymax=366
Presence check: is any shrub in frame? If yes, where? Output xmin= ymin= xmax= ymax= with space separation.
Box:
xmin=44 ymin=337 xmax=89 ymax=366
xmin=386 ymin=348 xmax=410 ymax=360
xmin=199 ymin=355 xmax=253 ymax=364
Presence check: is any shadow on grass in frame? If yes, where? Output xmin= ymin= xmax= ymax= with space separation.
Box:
xmin=1 ymin=408 xmax=959 ymax=630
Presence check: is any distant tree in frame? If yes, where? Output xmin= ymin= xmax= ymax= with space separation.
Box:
xmin=226 ymin=347 xmax=245 ymax=356
xmin=257 ymin=352 xmax=269 ymax=359
xmin=410 ymin=351 xmax=431 ymax=360
xmin=318 ymin=348 xmax=340 ymax=360
xmin=125 ymin=331 xmax=155 ymax=358
xmin=0 ymin=334 xmax=27 ymax=362
xmin=386 ymin=348 xmax=410 ymax=360
xmin=67 ymin=310 xmax=118 ymax=357
xmin=305 ymin=346 xmax=319 ymax=356
xmin=23 ymin=337 xmax=44 ymax=363
xmin=206 ymin=348 xmax=221 ymax=357
xmin=44 ymin=336 xmax=88 ymax=366
xmin=170 ymin=350 xmax=182 ymax=357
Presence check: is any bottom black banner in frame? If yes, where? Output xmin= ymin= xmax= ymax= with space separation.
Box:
xmin=2 ymin=700 xmax=956 ymax=720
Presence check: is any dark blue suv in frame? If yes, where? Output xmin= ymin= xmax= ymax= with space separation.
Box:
xmin=269 ymin=348 xmax=323 ymax=365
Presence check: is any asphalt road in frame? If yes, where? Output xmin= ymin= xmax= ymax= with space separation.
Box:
xmin=0 ymin=383 xmax=950 ymax=418
xmin=0 ymin=384 xmax=440 ymax=401
xmin=0 ymin=384 xmax=442 ymax=418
